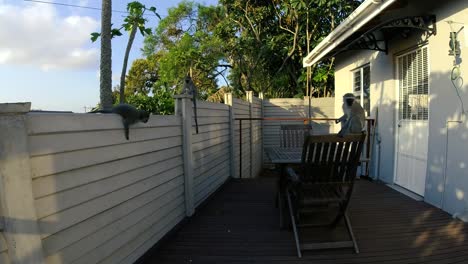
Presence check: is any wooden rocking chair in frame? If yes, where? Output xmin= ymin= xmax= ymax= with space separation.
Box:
xmin=285 ymin=133 xmax=365 ymax=257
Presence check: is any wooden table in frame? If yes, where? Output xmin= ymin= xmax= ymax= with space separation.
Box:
xmin=265 ymin=147 xmax=302 ymax=228
xmin=265 ymin=147 xmax=302 ymax=164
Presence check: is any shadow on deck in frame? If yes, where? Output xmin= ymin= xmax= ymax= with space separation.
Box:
xmin=141 ymin=177 xmax=468 ymax=263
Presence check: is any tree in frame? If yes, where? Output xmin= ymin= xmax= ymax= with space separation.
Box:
xmin=217 ymin=0 xmax=361 ymax=97
xmin=117 ymin=2 xmax=160 ymax=103
xmin=270 ymin=0 xmax=361 ymax=97
xmin=138 ymin=0 xmax=361 ymax=100
xmin=125 ymin=54 xmax=160 ymax=96
xmin=99 ymin=0 xmax=113 ymax=109
xmin=125 ymin=92 xmax=175 ymax=115
xmin=143 ymin=2 xmax=227 ymax=99
xmin=92 ymin=1 xmax=160 ymax=104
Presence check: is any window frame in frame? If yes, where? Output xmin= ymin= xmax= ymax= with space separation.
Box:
xmin=351 ymin=64 xmax=371 ymax=116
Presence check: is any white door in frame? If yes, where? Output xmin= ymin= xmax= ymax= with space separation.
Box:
xmin=395 ymin=47 xmax=429 ymax=196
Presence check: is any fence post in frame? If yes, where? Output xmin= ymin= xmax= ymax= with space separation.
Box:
xmin=246 ymin=91 xmax=254 ymax=178
xmin=0 ymin=103 xmax=45 ymax=264
xmin=224 ymin=93 xmax=238 ymax=179
xmin=304 ymin=96 xmax=311 ymax=125
xmin=258 ymin=92 xmax=264 ymax=170
xmin=174 ymin=95 xmax=195 ymax=216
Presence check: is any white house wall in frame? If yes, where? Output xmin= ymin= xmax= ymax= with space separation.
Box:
xmin=335 ymin=49 xmax=396 ymax=183
xmin=334 ymin=0 xmax=468 ymax=215
xmin=424 ymin=0 xmax=468 ymax=214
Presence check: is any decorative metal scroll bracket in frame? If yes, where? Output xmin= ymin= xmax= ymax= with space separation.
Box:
xmin=381 ymin=15 xmax=437 ymax=37
xmin=339 ymin=15 xmax=437 ymax=55
xmin=348 ymin=32 xmax=388 ymax=54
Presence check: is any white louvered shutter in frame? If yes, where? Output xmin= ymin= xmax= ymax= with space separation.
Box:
xmin=398 ymin=47 xmax=429 ymax=121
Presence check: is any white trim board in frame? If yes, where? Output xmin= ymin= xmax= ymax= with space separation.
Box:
xmin=386 ymin=184 xmax=424 ymax=201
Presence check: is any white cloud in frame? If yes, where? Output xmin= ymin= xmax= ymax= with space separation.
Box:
xmin=0 ymin=2 xmax=100 ymax=71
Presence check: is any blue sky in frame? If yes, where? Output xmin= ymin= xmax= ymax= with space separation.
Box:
xmin=0 ymin=0 xmax=218 ymax=112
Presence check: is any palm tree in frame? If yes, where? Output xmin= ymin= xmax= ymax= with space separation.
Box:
xmin=119 ymin=20 xmax=138 ymax=104
xmin=119 ymin=2 xmax=158 ymax=104
xmin=100 ymin=0 xmax=113 ymax=109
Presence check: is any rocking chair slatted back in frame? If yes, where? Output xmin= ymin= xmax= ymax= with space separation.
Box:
xmin=301 ymin=134 xmax=365 ymax=186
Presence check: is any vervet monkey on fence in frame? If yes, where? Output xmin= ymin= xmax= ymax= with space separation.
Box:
xmin=335 ymin=93 xmax=366 ymax=137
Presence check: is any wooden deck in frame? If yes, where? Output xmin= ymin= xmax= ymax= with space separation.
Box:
xmin=141 ymin=177 xmax=468 ymax=264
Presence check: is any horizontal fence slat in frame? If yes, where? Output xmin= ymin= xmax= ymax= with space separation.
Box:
xmin=27 ymin=114 xmax=180 ymax=135
xmin=32 ymin=146 xmax=182 ymax=199
xmin=29 ymin=126 xmax=181 ymax=157
xmin=30 ymin=136 xmax=182 ymax=178
xmin=35 ymin=156 xmax=183 ymax=219
xmin=38 ymin=173 xmax=184 ymax=238
xmin=195 ymin=165 xmax=229 ymax=205
xmin=193 ymin=142 xmax=230 ymax=163
xmin=193 ymin=135 xmax=230 ymax=153
xmin=196 ymin=100 xmax=229 ymax=111
xmin=193 ymin=129 xmax=230 ymax=144
xmin=192 ymin=117 xmax=229 ymax=126
xmin=194 ymin=149 xmax=230 ymax=176
xmin=194 ymin=108 xmax=229 ymax=118
xmin=194 ymin=154 xmax=230 ymax=180
xmin=101 ymin=207 xmax=185 ymax=264
xmin=55 ymin=199 xmax=185 ymax=264
xmin=42 ymin=182 xmax=183 ymax=258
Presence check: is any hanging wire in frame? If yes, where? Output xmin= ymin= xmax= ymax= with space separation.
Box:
xmin=22 ymin=0 xmax=159 ymax=17
xmin=451 ymin=65 xmax=466 ymax=116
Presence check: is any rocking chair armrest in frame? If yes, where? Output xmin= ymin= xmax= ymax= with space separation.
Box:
xmin=286 ymin=167 xmax=300 ymax=183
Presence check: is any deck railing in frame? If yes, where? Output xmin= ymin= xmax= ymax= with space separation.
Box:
xmin=235 ymin=117 xmax=376 ymax=179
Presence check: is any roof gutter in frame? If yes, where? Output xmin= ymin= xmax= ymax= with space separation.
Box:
xmin=302 ymin=0 xmax=398 ymax=67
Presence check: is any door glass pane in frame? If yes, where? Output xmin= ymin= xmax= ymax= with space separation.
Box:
xmin=363 ymin=65 xmax=370 ymax=116
xmin=398 ymin=47 xmax=429 ymax=120
xmin=353 ymin=70 xmax=361 ymax=93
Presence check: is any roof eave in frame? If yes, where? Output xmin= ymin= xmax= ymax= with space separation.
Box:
xmin=302 ymin=0 xmax=399 ymax=67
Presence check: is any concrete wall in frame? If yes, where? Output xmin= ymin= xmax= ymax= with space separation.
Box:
xmin=334 ymin=0 xmax=468 ymax=215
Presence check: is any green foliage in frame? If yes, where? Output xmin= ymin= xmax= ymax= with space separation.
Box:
xmin=125 ymin=90 xmax=175 ymax=115
xmin=125 ymin=54 xmax=160 ymax=95
xmin=90 ymin=32 xmax=101 ymax=42
xmin=143 ymin=2 xmax=226 ymax=99
xmin=135 ymin=0 xmax=361 ymax=100
xmin=91 ymin=2 xmax=159 ymax=42
xmin=92 ymin=1 xmax=161 ymax=107
xmin=113 ymin=86 xmax=175 ymax=115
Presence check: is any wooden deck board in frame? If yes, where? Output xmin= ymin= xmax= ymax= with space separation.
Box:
xmin=140 ymin=177 xmax=468 ymax=264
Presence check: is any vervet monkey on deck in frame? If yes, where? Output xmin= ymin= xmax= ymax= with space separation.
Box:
xmin=336 ymin=93 xmax=366 ymax=137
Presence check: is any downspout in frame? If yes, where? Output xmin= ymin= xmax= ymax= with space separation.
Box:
xmin=441 ymin=118 xmax=464 ymax=211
